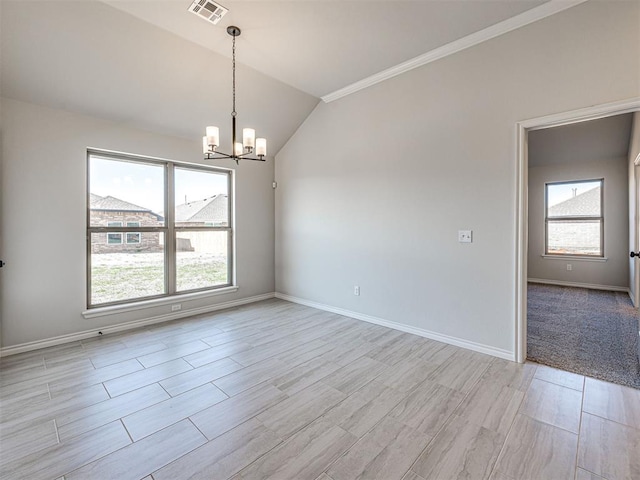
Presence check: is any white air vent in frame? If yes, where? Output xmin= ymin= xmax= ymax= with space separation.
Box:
xmin=188 ymin=0 xmax=228 ymax=25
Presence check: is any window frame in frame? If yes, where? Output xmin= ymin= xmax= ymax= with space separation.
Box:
xmin=544 ymin=178 xmax=604 ymax=258
xmin=86 ymin=150 xmax=234 ymax=308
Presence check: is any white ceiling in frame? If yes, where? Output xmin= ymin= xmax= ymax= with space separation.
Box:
xmin=528 ymin=113 xmax=634 ymax=167
xmin=0 ymin=0 xmax=319 ymax=154
xmin=1 ymin=0 xmax=565 ymax=155
xmin=103 ymin=0 xmax=547 ymax=98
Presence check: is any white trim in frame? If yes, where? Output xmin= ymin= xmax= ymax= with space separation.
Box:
xmin=634 ymin=163 xmax=640 ymax=307
xmin=515 ymin=121 xmax=528 ymax=363
xmin=321 ymin=0 xmax=588 ymax=103
xmin=275 ymin=293 xmax=514 ymax=361
xmin=88 ymin=147 xmax=235 ymax=173
xmin=1 ymin=292 xmax=274 ymax=357
xmin=541 ymin=255 xmax=608 ymax=262
xmin=515 ymin=97 xmax=640 ymax=365
xmin=518 ymin=98 xmax=640 ymax=130
xmin=528 ymin=278 xmax=629 ymax=293
xmin=83 ymin=286 xmax=239 ymax=319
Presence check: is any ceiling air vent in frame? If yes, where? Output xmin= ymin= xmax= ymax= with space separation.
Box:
xmin=188 ymin=0 xmax=228 ymax=25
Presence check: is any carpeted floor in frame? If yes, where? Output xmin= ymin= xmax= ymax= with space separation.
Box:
xmin=527 ymin=283 xmax=640 ymax=389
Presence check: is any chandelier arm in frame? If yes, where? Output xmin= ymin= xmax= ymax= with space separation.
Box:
xmin=205 ymin=151 xmax=264 ymax=160
xmin=236 ymin=156 xmax=266 ymax=162
xmin=205 ymin=151 xmax=233 ymax=159
xmin=205 ymin=153 xmax=264 ymax=163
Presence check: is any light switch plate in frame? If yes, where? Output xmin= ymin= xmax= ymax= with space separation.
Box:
xmin=458 ymin=230 xmax=472 ymax=243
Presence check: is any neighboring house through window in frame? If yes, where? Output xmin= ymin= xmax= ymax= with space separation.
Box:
xmin=87 ymin=151 xmax=232 ymax=307
xmin=545 ymin=179 xmax=604 ymax=256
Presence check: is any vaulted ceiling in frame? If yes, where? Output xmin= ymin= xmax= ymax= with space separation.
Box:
xmin=2 ymin=0 xmax=558 ymax=155
xmin=102 ymin=0 xmax=547 ymax=98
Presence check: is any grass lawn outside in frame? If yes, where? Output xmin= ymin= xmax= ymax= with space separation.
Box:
xmin=90 ymin=252 xmax=228 ymax=305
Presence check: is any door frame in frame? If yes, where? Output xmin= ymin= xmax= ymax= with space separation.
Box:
xmin=634 ymin=162 xmax=640 ymax=307
xmin=514 ymin=97 xmax=640 ymax=363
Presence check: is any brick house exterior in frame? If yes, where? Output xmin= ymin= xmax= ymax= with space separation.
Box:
xmin=90 ymin=194 xmax=164 ymax=254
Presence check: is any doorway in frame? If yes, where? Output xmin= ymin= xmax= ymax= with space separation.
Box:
xmin=515 ymin=99 xmax=640 ymax=378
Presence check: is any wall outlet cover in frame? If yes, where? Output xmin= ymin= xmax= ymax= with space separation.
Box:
xmin=458 ymin=230 xmax=473 ymax=243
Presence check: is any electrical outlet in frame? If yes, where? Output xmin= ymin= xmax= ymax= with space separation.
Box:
xmin=354 ymin=286 xmax=360 ymax=296
xmin=566 ymin=264 xmax=572 ymax=271
xmin=458 ymin=230 xmax=472 ymax=243
xmin=171 ymin=304 xmax=182 ymax=312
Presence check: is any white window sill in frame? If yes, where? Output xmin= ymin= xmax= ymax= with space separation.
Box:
xmin=82 ymin=286 xmax=239 ymax=319
xmin=541 ymin=255 xmax=607 ymax=262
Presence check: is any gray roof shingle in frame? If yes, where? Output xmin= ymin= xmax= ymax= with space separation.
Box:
xmin=549 ymin=186 xmax=601 ymax=217
xmin=90 ymin=194 xmax=163 ymax=220
xmin=175 ymin=195 xmax=228 ymax=224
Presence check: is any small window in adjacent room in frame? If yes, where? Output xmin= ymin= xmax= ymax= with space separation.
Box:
xmin=545 ymin=179 xmax=604 ymax=256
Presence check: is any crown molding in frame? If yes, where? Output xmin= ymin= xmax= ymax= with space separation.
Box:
xmin=321 ymin=0 xmax=590 ymax=103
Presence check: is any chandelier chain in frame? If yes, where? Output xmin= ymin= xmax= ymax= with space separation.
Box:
xmin=232 ymin=34 xmax=236 ymax=117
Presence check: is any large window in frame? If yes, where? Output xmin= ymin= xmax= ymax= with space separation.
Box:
xmin=87 ymin=151 xmax=232 ymax=307
xmin=545 ymin=179 xmax=603 ymax=257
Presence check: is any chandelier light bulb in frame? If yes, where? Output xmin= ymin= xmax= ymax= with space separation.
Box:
xmin=205 ymin=126 xmax=219 ymax=148
xmin=243 ymin=128 xmax=255 ymax=149
xmin=256 ymin=138 xmax=267 ymax=157
xmin=234 ymin=142 xmax=243 ymax=156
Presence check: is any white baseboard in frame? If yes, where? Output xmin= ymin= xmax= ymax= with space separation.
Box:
xmin=275 ymin=292 xmax=514 ymax=361
xmin=528 ymin=278 xmax=630 ymax=293
xmin=0 ymin=292 xmax=275 ymax=357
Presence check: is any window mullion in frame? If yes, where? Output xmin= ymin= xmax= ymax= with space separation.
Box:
xmin=228 ymin=169 xmax=234 ymax=286
xmin=166 ymin=163 xmax=176 ymax=295
xmin=547 ymin=216 xmax=602 ymax=222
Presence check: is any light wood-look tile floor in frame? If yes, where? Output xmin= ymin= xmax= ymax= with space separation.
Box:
xmin=1 ymin=299 xmax=639 ymax=479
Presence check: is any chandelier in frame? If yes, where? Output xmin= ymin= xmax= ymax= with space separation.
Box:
xmin=202 ymin=26 xmax=266 ymax=163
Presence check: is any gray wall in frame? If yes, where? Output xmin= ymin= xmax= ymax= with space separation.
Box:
xmin=528 ymin=158 xmax=629 ymax=288
xmin=1 ymin=98 xmax=275 ymax=347
xmin=274 ymin=1 xmax=640 ymax=355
